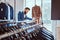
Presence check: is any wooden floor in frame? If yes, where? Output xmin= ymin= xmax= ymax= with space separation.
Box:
xmin=56 ymin=27 xmax=60 ymax=40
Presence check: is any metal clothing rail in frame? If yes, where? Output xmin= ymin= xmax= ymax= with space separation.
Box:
xmin=0 ymin=20 xmax=35 ymax=23
xmin=0 ymin=20 xmax=35 ymax=25
xmin=0 ymin=23 xmax=40 ymax=39
xmin=0 ymin=20 xmax=10 ymax=21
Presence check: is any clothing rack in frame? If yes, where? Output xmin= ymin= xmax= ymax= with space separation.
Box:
xmin=0 ymin=23 xmax=40 ymax=39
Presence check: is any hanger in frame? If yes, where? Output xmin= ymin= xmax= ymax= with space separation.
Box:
xmin=34 ymin=0 xmax=38 ymax=6
xmin=35 ymin=4 xmax=37 ymax=6
xmin=35 ymin=0 xmax=37 ymax=6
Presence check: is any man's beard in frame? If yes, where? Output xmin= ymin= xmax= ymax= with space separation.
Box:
xmin=24 ymin=11 xmax=26 ymax=14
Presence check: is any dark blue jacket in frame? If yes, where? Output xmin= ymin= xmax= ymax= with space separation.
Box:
xmin=6 ymin=4 xmax=13 ymax=19
xmin=0 ymin=3 xmax=8 ymax=19
xmin=18 ymin=11 xmax=32 ymax=21
xmin=8 ymin=4 xmax=13 ymax=19
xmin=0 ymin=3 xmax=13 ymax=20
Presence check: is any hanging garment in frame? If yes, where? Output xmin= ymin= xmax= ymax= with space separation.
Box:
xmin=5 ymin=4 xmax=13 ymax=20
xmin=2 ymin=4 xmax=14 ymax=26
xmin=0 ymin=2 xmax=8 ymax=20
xmin=32 ymin=5 xmax=42 ymax=24
xmin=40 ymin=27 xmax=54 ymax=40
xmin=8 ymin=4 xmax=13 ymax=19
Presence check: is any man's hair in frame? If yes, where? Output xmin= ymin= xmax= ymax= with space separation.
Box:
xmin=25 ymin=7 xmax=30 ymax=10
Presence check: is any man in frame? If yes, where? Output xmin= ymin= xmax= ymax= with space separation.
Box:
xmin=18 ymin=7 xmax=32 ymax=21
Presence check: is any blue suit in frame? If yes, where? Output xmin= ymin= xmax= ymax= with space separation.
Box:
xmin=6 ymin=4 xmax=13 ymax=19
xmin=8 ymin=4 xmax=13 ymax=19
xmin=6 ymin=4 xmax=13 ymax=26
xmin=18 ymin=11 xmax=32 ymax=21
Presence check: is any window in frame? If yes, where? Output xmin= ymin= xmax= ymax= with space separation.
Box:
xmin=24 ymin=0 xmax=52 ymax=32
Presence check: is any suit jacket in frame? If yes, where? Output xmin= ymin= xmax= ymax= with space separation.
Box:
xmin=18 ymin=11 xmax=32 ymax=21
xmin=32 ymin=5 xmax=42 ymax=18
xmin=5 ymin=4 xmax=13 ymax=19
xmin=0 ymin=2 xmax=8 ymax=19
xmin=8 ymin=4 xmax=13 ymax=19
xmin=0 ymin=3 xmax=13 ymax=20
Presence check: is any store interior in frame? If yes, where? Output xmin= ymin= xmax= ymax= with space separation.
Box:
xmin=0 ymin=0 xmax=60 ymax=40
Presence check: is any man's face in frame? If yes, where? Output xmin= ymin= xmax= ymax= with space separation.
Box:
xmin=24 ymin=9 xmax=30 ymax=14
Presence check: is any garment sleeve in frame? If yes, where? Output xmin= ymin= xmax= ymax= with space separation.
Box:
xmin=25 ymin=16 xmax=32 ymax=20
xmin=18 ymin=11 xmax=21 ymax=21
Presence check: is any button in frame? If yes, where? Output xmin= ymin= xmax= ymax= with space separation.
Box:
xmin=1 ymin=8 xmax=3 ymax=11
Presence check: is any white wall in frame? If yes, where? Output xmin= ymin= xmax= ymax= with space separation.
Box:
xmin=0 ymin=0 xmax=5 ymax=2
xmin=15 ymin=0 xmax=23 ymax=21
xmin=52 ymin=20 xmax=60 ymax=27
xmin=57 ymin=21 xmax=60 ymax=27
